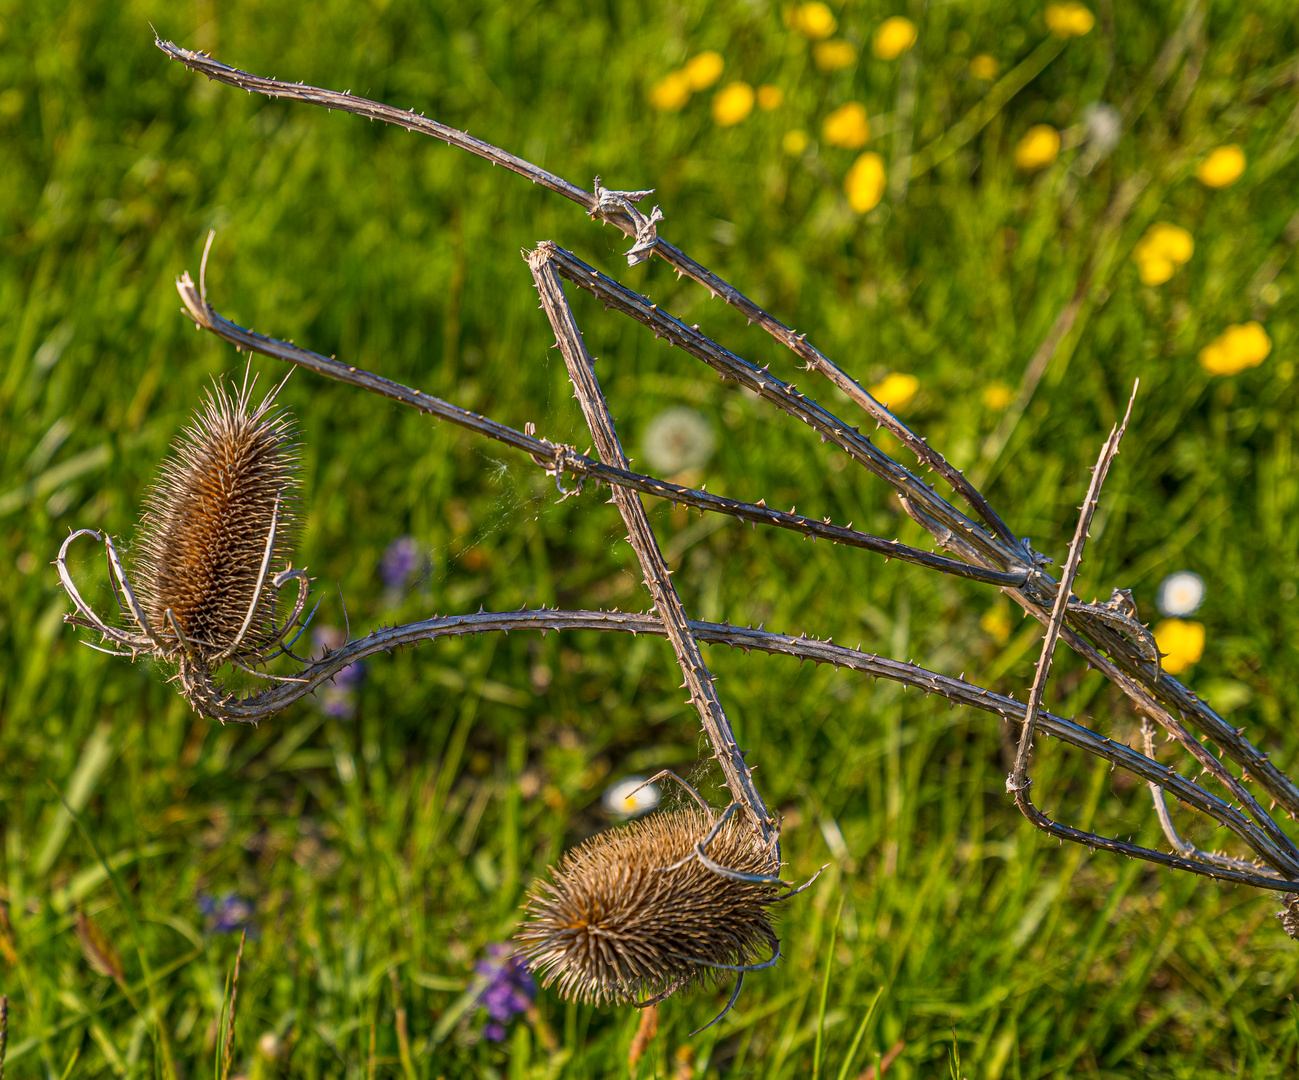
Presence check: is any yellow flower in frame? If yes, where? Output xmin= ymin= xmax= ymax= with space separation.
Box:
xmin=981 ymin=606 xmax=1012 ymax=644
xmin=869 ymin=372 xmax=919 ymax=410
xmin=1198 ymin=322 xmax=1272 ymax=376
xmin=822 ymin=102 xmax=870 ymax=148
xmin=789 ymin=1 xmax=837 ymax=39
xmin=1133 ymin=222 xmax=1193 ymax=286
xmin=1044 ymin=2 xmax=1095 ymax=37
xmin=757 ymin=84 xmax=784 ymax=110
xmin=712 ymin=82 xmax=755 ymax=127
xmin=1014 ymin=124 xmax=1060 ymax=170
xmin=1196 ymin=144 xmax=1246 ymax=189
xmin=649 ymin=71 xmax=691 ymax=112
xmin=782 ymin=129 xmax=810 ymax=155
xmin=1154 ymin=618 xmax=1204 ymax=675
xmin=814 ymin=39 xmax=858 ymax=71
xmin=873 ymin=16 xmax=918 ymax=59
xmin=845 ymin=152 xmax=886 ymax=212
xmin=684 ymin=51 xmax=724 ymax=91
xmin=969 ymin=53 xmax=1000 ymax=80
xmin=982 ymin=382 xmax=1015 ymax=409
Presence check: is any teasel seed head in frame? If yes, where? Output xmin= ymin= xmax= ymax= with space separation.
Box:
xmin=514 ymin=809 xmax=781 ymax=1006
xmin=132 ymin=372 xmax=300 ymax=664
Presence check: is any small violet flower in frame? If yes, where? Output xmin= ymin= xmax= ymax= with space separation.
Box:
xmin=381 ymin=535 xmax=423 ymax=593
xmin=476 ymin=943 xmax=536 ymax=1041
xmin=313 ymin=626 xmax=365 ymax=718
xmin=198 ymin=891 xmax=255 ymax=935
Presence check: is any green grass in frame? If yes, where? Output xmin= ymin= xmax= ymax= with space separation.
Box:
xmin=3 ymin=0 xmax=1299 ymax=1076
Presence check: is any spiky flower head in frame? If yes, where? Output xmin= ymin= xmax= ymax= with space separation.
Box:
xmin=515 ymin=809 xmax=780 ymax=1006
xmin=132 ymin=373 xmax=299 ymax=664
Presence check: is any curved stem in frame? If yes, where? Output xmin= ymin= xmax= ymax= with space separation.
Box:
xmin=162 ymin=605 xmax=1294 ymax=889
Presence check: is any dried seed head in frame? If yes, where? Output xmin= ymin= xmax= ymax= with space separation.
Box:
xmin=515 ymin=809 xmax=780 ymax=1006
xmin=75 ymin=909 xmax=125 ymax=981
xmin=132 ymin=373 xmax=299 ymax=663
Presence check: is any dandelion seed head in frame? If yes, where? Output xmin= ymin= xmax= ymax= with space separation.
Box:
xmin=642 ymin=408 xmax=717 ymax=475
xmin=1082 ymin=102 xmax=1121 ymax=157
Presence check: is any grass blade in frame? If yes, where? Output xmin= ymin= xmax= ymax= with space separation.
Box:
xmin=835 ymin=987 xmax=885 ymax=1080
xmin=812 ymin=897 xmax=844 ymax=1079
xmin=50 ymin=781 xmax=178 ymax=1080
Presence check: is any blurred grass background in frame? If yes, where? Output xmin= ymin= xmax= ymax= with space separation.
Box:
xmin=3 ymin=0 xmax=1299 ymax=1076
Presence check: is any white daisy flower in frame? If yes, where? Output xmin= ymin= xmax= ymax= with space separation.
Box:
xmin=1156 ymin=571 xmax=1206 ymax=617
xmin=602 ymin=775 xmax=662 ymax=819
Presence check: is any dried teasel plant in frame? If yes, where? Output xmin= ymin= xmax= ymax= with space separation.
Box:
xmin=133 ymin=372 xmax=301 ymax=662
xmin=516 ymin=775 xmax=818 ymax=1031
xmin=58 ymin=362 xmax=313 ymax=715
xmin=56 ymin=37 xmax=1299 ymax=1020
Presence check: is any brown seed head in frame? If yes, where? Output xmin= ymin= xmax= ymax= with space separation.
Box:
xmin=515 ymin=809 xmax=780 ymax=1006
xmin=132 ymin=374 xmax=299 ymax=663
xmin=75 ymin=908 xmax=125 ymax=981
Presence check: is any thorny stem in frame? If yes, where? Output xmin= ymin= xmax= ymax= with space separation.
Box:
xmin=1005 ymin=399 xmax=1299 ymax=877
xmin=1009 ymin=389 xmax=1137 ymax=796
xmin=652 ymin=234 xmax=1022 ymax=552
xmin=153 ymin=32 xmax=1299 ymax=830
xmin=546 ymin=237 xmax=1299 ymax=835
xmin=1008 ymin=583 xmax=1299 ymax=871
xmin=1004 ymin=392 xmax=1299 ymax=878
xmin=47 ymin=36 xmax=1299 ymax=928
xmin=1141 ymin=718 xmax=1282 ymax=879
xmin=529 ymin=247 xmax=776 ymax=847
xmin=543 ymin=243 xmax=1014 ymax=572
xmin=154 ymin=37 xmax=1024 ymax=556
xmin=153 ymin=604 xmax=1297 ymax=891
xmin=173 ymin=272 xmax=1028 ymax=589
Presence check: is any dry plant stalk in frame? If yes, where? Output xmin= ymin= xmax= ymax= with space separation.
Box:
xmin=55 ymin=38 xmax=1299 ymax=1017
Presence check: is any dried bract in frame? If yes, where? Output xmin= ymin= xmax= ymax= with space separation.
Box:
xmin=133 ymin=375 xmax=299 ymax=663
xmin=515 ymin=809 xmax=781 ymax=1006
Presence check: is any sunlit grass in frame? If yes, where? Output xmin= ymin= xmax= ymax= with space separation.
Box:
xmin=3 ymin=1 xmax=1299 ymax=1076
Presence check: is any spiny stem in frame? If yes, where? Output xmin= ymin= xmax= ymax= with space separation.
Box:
xmin=529 ymin=246 xmax=775 ymax=847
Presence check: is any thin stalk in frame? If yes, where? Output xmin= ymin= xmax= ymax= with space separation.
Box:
xmin=173 ymin=272 xmax=1027 ymax=588
xmin=529 ymin=246 xmax=776 ymax=846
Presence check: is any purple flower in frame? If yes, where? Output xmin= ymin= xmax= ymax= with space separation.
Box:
xmin=332 ymin=660 xmax=365 ymax=691
xmin=381 ymin=536 xmax=423 ymax=593
xmin=319 ymin=687 xmax=357 ymax=719
xmin=475 ymin=944 xmax=536 ymax=1039
xmin=198 ymin=892 xmax=255 ymax=934
xmin=312 ymin=627 xmax=365 ymax=717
